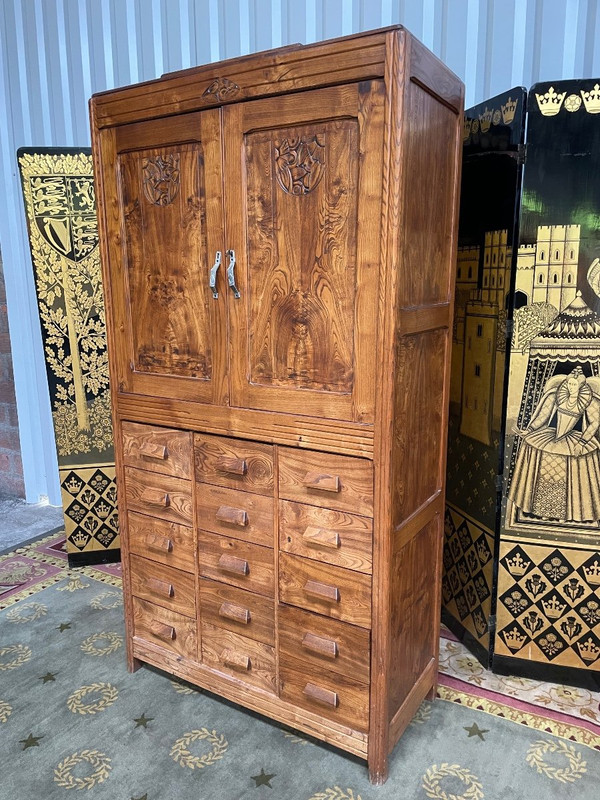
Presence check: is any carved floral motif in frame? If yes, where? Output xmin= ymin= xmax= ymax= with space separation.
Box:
xmin=275 ymin=135 xmax=325 ymax=196
xmin=142 ymin=155 xmax=180 ymax=206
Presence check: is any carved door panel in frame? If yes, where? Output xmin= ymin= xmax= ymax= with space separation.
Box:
xmin=110 ymin=111 xmax=227 ymax=404
xmin=223 ymin=82 xmax=385 ymax=422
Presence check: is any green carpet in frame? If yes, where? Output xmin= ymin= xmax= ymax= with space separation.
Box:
xmin=1 ymin=573 xmax=599 ymax=799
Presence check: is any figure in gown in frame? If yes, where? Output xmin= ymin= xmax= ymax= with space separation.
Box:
xmin=508 ymin=367 xmax=600 ymax=522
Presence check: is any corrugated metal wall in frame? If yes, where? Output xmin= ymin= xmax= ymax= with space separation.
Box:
xmin=2 ymin=0 xmax=600 ymax=502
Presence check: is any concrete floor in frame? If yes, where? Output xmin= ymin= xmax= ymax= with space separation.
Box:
xmin=0 ymin=496 xmax=64 ymax=553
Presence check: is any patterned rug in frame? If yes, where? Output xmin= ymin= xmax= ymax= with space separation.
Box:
xmin=1 ymin=532 xmax=599 ymax=799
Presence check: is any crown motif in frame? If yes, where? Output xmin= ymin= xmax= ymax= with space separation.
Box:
xmin=501 ymin=96 xmax=518 ymax=124
xmin=95 ymin=501 xmax=111 ymax=519
xmin=477 ymin=540 xmax=490 ymax=564
xmin=577 ymin=636 xmax=600 ymax=663
xmin=580 ymin=83 xmax=600 ymax=114
xmin=71 ymin=530 xmax=89 ymax=548
xmin=478 ymin=107 xmax=493 ymax=133
xmin=506 ymin=553 xmax=530 ymax=577
xmin=503 ymin=626 xmax=526 ymax=651
xmin=463 ymin=116 xmax=471 ymax=141
xmin=535 ymin=86 xmax=566 ymax=116
xmin=541 ymin=595 xmax=567 ymax=620
xmin=583 ymin=559 xmax=600 ymax=586
xmin=65 ymin=475 xmax=83 ymax=494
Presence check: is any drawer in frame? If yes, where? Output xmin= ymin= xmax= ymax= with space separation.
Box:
xmin=132 ymin=596 xmax=197 ymax=661
xmin=198 ymin=531 xmax=274 ymax=597
xmin=280 ymin=655 xmax=369 ymax=732
xmin=279 ymin=500 xmax=372 ymax=573
xmin=197 ymin=484 xmax=274 ymax=547
xmin=202 ymin=623 xmax=276 ymax=694
xmin=130 ymin=554 xmax=196 ymax=618
xmin=278 ymin=605 xmax=370 ymax=684
xmin=279 ymin=553 xmax=371 ymax=629
xmin=278 ymin=448 xmax=373 ymax=516
xmin=125 ymin=467 xmax=192 ymax=526
xmin=128 ymin=512 xmax=195 ymax=573
xmin=123 ymin=421 xmax=192 ymax=479
xmin=200 ymin=580 xmax=275 ymax=646
xmin=195 ymin=433 xmax=274 ymax=495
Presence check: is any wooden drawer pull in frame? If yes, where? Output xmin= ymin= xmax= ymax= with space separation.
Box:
xmin=140 ymin=488 xmax=170 ymax=508
xmin=146 ymin=533 xmax=174 ymax=553
xmin=303 ymin=472 xmax=341 ymax=493
xmin=215 ymin=505 xmax=249 ymax=527
xmin=218 ymin=554 xmax=250 ymax=576
xmin=302 ymin=526 xmax=341 ymax=550
xmin=303 ymin=682 xmax=339 ymax=708
xmin=149 ymin=621 xmax=176 ymax=641
xmin=218 ymin=602 xmax=251 ymax=625
xmin=301 ymin=632 xmax=339 ymax=659
xmin=139 ymin=442 xmax=168 ymax=461
xmin=222 ymin=649 xmax=251 ymax=671
xmin=145 ymin=577 xmax=175 ymax=598
xmin=303 ymin=579 xmax=340 ymax=603
xmin=216 ymin=457 xmax=247 ymax=476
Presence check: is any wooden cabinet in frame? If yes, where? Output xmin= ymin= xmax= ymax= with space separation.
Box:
xmin=90 ymin=26 xmax=463 ymax=783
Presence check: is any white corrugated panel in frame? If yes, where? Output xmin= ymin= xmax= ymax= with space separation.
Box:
xmin=1 ymin=0 xmax=599 ymax=501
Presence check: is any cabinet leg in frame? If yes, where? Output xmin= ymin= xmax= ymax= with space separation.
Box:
xmin=368 ymin=756 xmax=389 ymax=785
xmin=426 ymin=679 xmax=438 ymax=701
xmin=127 ymin=654 xmax=142 ymax=673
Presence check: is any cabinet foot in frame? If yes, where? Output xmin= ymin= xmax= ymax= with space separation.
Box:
xmin=368 ymin=760 xmax=389 ymax=785
xmin=127 ymin=655 xmax=142 ymax=673
xmin=426 ymin=681 xmax=438 ymax=701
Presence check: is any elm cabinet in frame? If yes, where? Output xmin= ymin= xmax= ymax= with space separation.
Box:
xmin=90 ymin=26 xmax=463 ymax=783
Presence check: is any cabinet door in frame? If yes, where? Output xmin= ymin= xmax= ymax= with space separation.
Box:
xmin=223 ymin=82 xmax=385 ymax=422
xmin=104 ymin=111 xmax=227 ymax=404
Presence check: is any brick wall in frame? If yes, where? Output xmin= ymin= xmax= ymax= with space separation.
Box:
xmin=0 ymin=250 xmax=25 ymax=498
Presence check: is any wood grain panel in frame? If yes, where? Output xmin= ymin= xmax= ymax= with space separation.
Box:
xmin=125 ymin=467 xmax=193 ymax=526
xmin=130 ymin=554 xmax=196 ymax=618
xmin=200 ymin=579 xmax=274 ymax=646
xmin=128 ymin=512 xmax=195 ymax=573
xmin=279 ymin=448 xmax=373 ymax=515
xmin=132 ymin=597 xmax=197 ymax=660
xmin=279 ymin=500 xmax=372 ymax=573
xmin=278 ymin=604 xmax=370 ymax=683
xmin=194 ymin=433 xmax=274 ymax=495
xmin=196 ymin=483 xmax=274 ymax=547
xmin=122 ymin=421 xmax=192 ymax=478
xmin=279 ymin=553 xmax=371 ymax=628
xmin=201 ymin=623 xmax=276 ymax=694
xmin=198 ymin=531 xmax=274 ymax=597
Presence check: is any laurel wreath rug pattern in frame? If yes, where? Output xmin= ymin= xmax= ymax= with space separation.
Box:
xmin=0 ymin=700 xmax=12 ymax=723
xmin=307 ymin=788 xmax=362 ymax=800
xmin=90 ymin=591 xmax=123 ymax=610
xmin=80 ymin=631 xmax=123 ymax=656
xmin=6 ymin=601 xmax=47 ymax=624
xmin=422 ymin=763 xmax=484 ymax=800
xmin=0 ymin=643 xmax=32 ymax=671
xmin=170 ymin=729 xmax=228 ymax=769
xmin=67 ymin=683 xmax=119 ymax=715
xmin=526 ymin=739 xmax=587 ymax=783
xmin=54 ymin=749 xmax=112 ymax=789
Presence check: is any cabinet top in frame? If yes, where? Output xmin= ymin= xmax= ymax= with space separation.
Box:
xmin=89 ymin=26 xmax=462 ymax=130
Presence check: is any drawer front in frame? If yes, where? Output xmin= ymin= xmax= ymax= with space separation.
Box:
xmin=202 ymin=623 xmax=276 ymax=694
xmin=125 ymin=467 xmax=192 ymax=526
xmin=278 ymin=448 xmax=373 ymax=515
xmin=280 ymin=656 xmax=369 ymax=732
xmin=128 ymin=512 xmax=195 ymax=573
xmin=198 ymin=531 xmax=274 ymax=597
xmin=197 ymin=484 xmax=274 ymax=547
xmin=278 ymin=605 xmax=370 ymax=683
xmin=200 ymin=580 xmax=275 ymax=646
xmin=279 ymin=500 xmax=372 ymax=573
xmin=195 ymin=434 xmax=274 ymax=495
xmin=130 ymin=554 xmax=196 ymax=618
xmin=279 ymin=553 xmax=371 ymax=629
xmin=132 ymin=597 xmax=197 ymax=661
xmin=123 ymin=421 xmax=192 ymax=479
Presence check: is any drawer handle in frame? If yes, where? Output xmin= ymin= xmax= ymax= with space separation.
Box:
xmin=146 ymin=533 xmax=174 ymax=553
xmin=303 ymin=682 xmax=339 ymax=708
xmin=302 ymin=526 xmax=341 ymax=550
xmin=303 ymin=472 xmax=341 ymax=493
xmin=303 ymin=579 xmax=340 ymax=603
xmin=146 ymin=577 xmax=175 ymax=598
xmin=216 ymin=457 xmax=247 ymax=476
xmin=301 ymin=632 xmax=339 ymax=659
xmin=222 ymin=649 xmax=250 ymax=671
xmin=149 ymin=621 xmax=176 ymax=641
xmin=140 ymin=488 xmax=170 ymax=508
xmin=218 ymin=554 xmax=250 ymax=576
xmin=215 ymin=505 xmax=249 ymax=527
xmin=139 ymin=442 xmax=168 ymax=461
xmin=219 ymin=602 xmax=251 ymax=625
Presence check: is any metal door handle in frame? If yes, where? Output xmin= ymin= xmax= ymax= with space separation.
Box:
xmin=209 ymin=251 xmax=222 ymax=298
xmin=226 ymin=249 xmax=240 ymax=298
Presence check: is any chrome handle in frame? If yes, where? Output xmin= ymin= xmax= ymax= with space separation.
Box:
xmin=209 ymin=251 xmax=222 ymax=298
xmin=226 ymin=249 xmax=240 ymax=298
